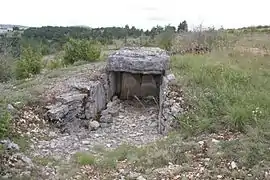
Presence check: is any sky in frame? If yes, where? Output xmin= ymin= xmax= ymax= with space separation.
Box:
xmin=0 ymin=0 xmax=269 ymax=30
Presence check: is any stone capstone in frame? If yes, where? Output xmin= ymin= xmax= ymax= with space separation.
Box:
xmin=107 ymin=47 xmax=170 ymax=74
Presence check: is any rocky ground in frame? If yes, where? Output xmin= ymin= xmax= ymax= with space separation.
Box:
xmin=0 ymin=97 xmax=165 ymax=179
xmin=1 ymin=60 xmax=269 ymax=179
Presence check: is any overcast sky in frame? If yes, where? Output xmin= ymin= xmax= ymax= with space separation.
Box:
xmin=0 ymin=0 xmax=269 ymax=30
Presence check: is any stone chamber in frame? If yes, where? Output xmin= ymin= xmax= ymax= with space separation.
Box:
xmin=44 ymin=47 xmax=181 ymax=134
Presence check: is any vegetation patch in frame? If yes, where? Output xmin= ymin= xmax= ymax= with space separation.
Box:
xmin=63 ymin=38 xmax=101 ymax=65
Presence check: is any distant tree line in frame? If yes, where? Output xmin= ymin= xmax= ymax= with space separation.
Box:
xmin=0 ymin=21 xmax=189 ymax=58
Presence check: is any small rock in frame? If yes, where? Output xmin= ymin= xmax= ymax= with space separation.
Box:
xmin=137 ymin=176 xmax=146 ymax=180
xmin=49 ymin=131 xmax=57 ymax=137
xmin=109 ymin=108 xmax=120 ymax=117
xmin=217 ymin=175 xmax=222 ymax=179
xmin=7 ymin=104 xmax=17 ymax=112
xmin=1 ymin=175 xmax=10 ymax=179
xmin=21 ymin=155 xmax=33 ymax=167
xmin=89 ymin=121 xmax=100 ymax=130
xmin=128 ymin=172 xmax=141 ymax=179
xmin=99 ymin=114 xmax=113 ymax=123
xmin=118 ymin=168 xmax=125 ymax=174
xmin=231 ymin=161 xmax=237 ymax=169
xmin=0 ymin=140 xmax=20 ymax=151
xmin=112 ymin=96 xmax=118 ymax=101
xmin=212 ymin=139 xmax=220 ymax=144
xmin=100 ymin=123 xmax=111 ymax=128
xmin=106 ymin=144 xmax=112 ymax=148
xmin=150 ymin=122 xmax=158 ymax=127
xmin=198 ymin=141 xmax=204 ymax=146
xmin=82 ymin=140 xmax=90 ymax=145
xmin=170 ymin=103 xmax=181 ymax=115
xmin=166 ymin=73 xmax=176 ymax=84
xmin=106 ymin=101 xmax=114 ymax=108
xmin=20 ymin=171 xmax=31 ymax=177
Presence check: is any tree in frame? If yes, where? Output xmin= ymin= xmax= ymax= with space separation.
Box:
xmin=177 ymin=20 xmax=188 ymax=32
xmin=165 ymin=24 xmax=176 ymax=32
xmin=13 ymin=26 xmax=20 ymax=31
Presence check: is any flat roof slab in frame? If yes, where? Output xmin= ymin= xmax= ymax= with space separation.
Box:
xmin=106 ymin=47 xmax=170 ymax=74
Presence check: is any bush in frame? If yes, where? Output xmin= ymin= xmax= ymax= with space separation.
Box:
xmin=15 ymin=46 xmax=42 ymax=79
xmin=63 ymin=39 xmax=101 ymax=65
xmin=0 ymin=55 xmax=14 ymax=82
xmin=0 ymin=102 xmax=11 ymax=139
xmin=46 ymin=58 xmax=64 ymax=70
xmin=156 ymin=30 xmax=175 ymax=51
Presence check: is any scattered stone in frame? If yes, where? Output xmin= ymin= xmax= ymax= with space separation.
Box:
xmin=198 ymin=141 xmax=204 ymax=146
xmin=49 ymin=131 xmax=57 ymax=137
xmin=231 ymin=161 xmax=237 ymax=169
xmin=128 ymin=172 xmax=141 ymax=179
xmin=0 ymin=140 xmax=20 ymax=151
xmin=1 ymin=175 xmax=10 ymax=179
xmin=7 ymin=104 xmax=17 ymax=113
xmin=108 ymin=108 xmax=120 ymax=117
xmin=89 ymin=121 xmax=100 ymax=130
xmin=82 ymin=140 xmax=90 ymax=145
xmin=99 ymin=113 xmax=113 ymax=123
xmin=212 ymin=139 xmax=220 ymax=144
xmin=137 ymin=175 xmax=146 ymax=180
xmin=217 ymin=175 xmax=223 ymax=179
xmin=166 ymin=73 xmax=177 ymax=85
xmin=100 ymin=123 xmax=111 ymax=128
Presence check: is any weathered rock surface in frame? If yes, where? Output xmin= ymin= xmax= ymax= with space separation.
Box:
xmin=0 ymin=139 xmax=20 ymax=151
xmin=44 ymin=74 xmax=115 ymax=131
xmin=107 ymin=47 xmax=170 ymax=74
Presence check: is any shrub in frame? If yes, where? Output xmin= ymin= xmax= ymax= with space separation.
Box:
xmin=46 ymin=58 xmax=64 ymax=70
xmin=0 ymin=55 xmax=14 ymax=82
xmin=15 ymin=46 xmax=42 ymax=79
xmin=0 ymin=102 xmax=11 ymax=139
xmin=63 ymin=39 xmax=101 ymax=65
xmin=156 ymin=30 xmax=175 ymax=51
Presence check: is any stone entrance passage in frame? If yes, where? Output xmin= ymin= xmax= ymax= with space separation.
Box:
xmin=106 ymin=47 xmax=169 ymax=101
xmin=106 ymin=47 xmax=171 ymax=133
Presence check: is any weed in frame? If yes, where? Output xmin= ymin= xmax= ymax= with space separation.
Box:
xmin=75 ymin=152 xmax=96 ymax=166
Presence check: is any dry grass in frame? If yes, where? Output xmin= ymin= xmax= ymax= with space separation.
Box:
xmin=71 ymin=32 xmax=270 ymax=179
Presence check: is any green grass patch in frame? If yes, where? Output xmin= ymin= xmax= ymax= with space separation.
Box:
xmin=75 ymin=152 xmax=96 ymax=166
xmin=171 ymin=51 xmax=270 ymax=135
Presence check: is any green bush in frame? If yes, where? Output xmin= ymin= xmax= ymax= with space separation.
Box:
xmin=47 ymin=58 xmax=64 ymax=70
xmin=0 ymin=55 xmax=14 ymax=82
xmin=156 ymin=30 xmax=175 ymax=51
xmin=63 ymin=39 xmax=101 ymax=65
xmin=0 ymin=104 xmax=11 ymax=139
xmin=15 ymin=46 xmax=42 ymax=79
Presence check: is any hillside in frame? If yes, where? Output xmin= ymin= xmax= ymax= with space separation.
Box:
xmin=1 ymin=26 xmax=270 ymax=179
